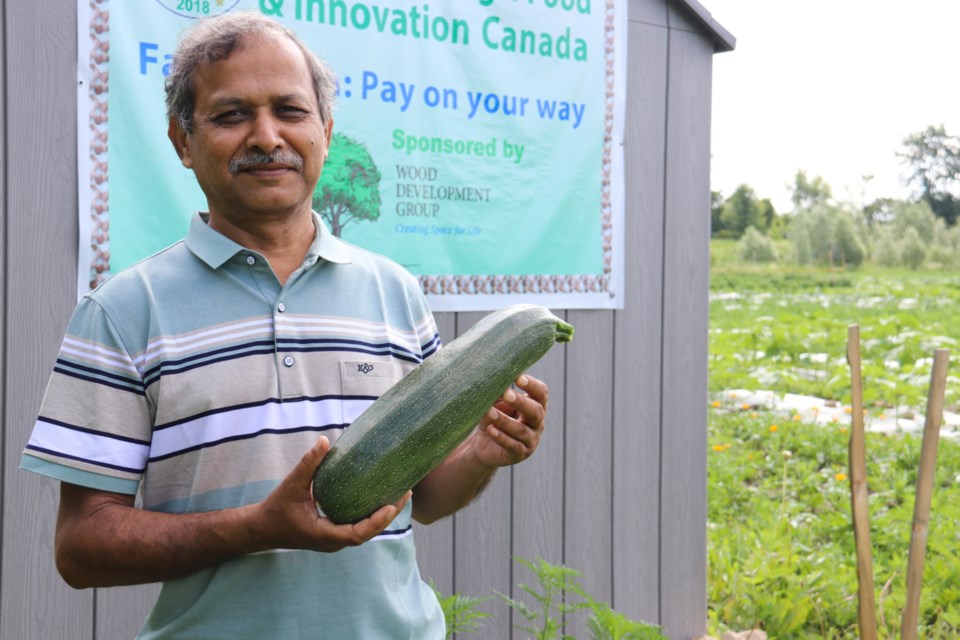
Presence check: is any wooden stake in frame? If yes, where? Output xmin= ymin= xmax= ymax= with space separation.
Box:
xmin=900 ymin=349 xmax=949 ymax=640
xmin=846 ymin=325 xmax=877 ymax=640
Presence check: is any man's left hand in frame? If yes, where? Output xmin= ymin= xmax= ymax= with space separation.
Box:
xmin=470 ymin=374 xmax=548 ymax=468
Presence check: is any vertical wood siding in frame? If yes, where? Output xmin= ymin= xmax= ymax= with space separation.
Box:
xmin=0 ymin=0 xmax=717 ymax=637
xmin=3 ymin=1 xmax=95 ymax=638
xmin=659 ymin=13 xmax=713 ymax=639
xmin=613 ymin=15 xmax=669 ymax=628
xmin=0 ymin=0 xmax=7 ymax=629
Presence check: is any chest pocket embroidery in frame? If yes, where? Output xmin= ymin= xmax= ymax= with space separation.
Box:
xmin=340 ymin=360 xmax=403 ymax=398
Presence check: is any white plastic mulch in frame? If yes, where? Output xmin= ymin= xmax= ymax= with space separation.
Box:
xmin=716 ymin=389 xmax=960 ymax=441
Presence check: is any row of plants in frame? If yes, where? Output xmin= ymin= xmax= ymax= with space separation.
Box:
xmin=709 ymin=266 xmax=960 ymax=414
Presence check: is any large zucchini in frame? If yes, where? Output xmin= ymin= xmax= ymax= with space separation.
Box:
xmin=313 ymin=304 xmax=574 ymax=523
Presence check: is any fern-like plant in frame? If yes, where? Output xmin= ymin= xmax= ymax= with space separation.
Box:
xmin=497 ymin=557 xmax=591 ymax=640
xmin=586 ymin=602 xmax=667 ymax=640
xmin=431 ymin=584 xmax=491 ymax=638
xmin=498 ymin=557 xmax=667 ymax=640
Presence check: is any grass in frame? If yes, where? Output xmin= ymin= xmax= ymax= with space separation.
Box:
xmin=708 ymin=242 xmax=960 ymax=638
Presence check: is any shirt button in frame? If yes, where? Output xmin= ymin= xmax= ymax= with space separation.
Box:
xmin=283 ymin=355 xmax=295 ymax=367
xmin=246 ymin=256 xmax=256 ymax=266
xmin=277 ymin=303 xmax=286 ymax=313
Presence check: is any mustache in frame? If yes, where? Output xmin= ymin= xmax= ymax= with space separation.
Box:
xmin=228 ymin=149 xmax=304 ymax=173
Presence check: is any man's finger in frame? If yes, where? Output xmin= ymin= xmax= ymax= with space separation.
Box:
xmin=348 ymin=491 xmax=411 ymax=541
xmin=296 ymin=437 xmax=329 ymax=484
xmin=516 ymin=374 xmax=549 ymax=409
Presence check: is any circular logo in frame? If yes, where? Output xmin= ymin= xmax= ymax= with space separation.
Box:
xmin=155 ymin=0 xmax=242 ymax=20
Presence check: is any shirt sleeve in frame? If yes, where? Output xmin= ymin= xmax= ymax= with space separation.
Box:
xmin=20 ymin=296 xmax=152 ymax=495
xmin=406 ymin=279 xmax=441 ymax=361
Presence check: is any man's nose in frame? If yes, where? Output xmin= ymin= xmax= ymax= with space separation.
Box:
xmin=247 ymin=112 xmax=283 ymax=152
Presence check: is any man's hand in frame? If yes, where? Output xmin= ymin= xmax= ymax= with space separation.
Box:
xmin=55 ymin=436 xmax=407 ymax=589
xmin=250 ymin=436 xmax=410 ymax=552
xmin=469 ymin=374 xmax=549 ymax=468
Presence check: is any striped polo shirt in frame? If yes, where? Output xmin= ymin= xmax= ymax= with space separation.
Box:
xmin=21 ymin=212 xmax=446 ymax=639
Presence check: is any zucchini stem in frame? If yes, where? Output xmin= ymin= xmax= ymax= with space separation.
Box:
xmin=555 ymin=321 xmax=575 ymax=343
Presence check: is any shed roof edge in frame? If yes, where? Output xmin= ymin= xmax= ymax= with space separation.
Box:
xmin=672 ymin=0 xmax=737 ymax=53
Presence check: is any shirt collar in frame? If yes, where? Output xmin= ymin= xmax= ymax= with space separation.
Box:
xmin=185 ymin=211 xmax=352 ymax=269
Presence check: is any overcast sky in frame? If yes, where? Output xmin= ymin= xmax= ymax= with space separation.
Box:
xmin=706 ymin=0 xmax=960 ymax=213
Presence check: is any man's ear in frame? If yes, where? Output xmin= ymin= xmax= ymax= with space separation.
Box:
xmin=167 ymin=119 xmax=193 ymax=168
xmin=323 ymin=118 xmax=334 ymax=159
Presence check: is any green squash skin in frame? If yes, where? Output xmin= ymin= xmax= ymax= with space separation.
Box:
xmin=313 ymin=304 xmax=574 ymax=524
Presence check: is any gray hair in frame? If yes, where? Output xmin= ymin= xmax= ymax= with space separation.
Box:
xmin=164 ymin=12 xmax=336 ymax=134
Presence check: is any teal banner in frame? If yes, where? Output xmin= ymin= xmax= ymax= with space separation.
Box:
xmin=78 ymin=0 xmax=625 ymax=309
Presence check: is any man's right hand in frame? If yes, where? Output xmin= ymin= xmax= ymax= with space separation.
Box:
xmin=54 ymin=437 xmax=408 ymax=589
xmin=248 ymin=436 xmax=410 ymax=552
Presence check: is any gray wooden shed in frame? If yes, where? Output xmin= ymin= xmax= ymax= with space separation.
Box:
xmin=0 ymin=0 xmax=734 ymax=638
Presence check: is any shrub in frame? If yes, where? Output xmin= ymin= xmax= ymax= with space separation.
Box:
xmin=789 ymin=205 xmax=866 ymax=267
xmin=899 ymin=226 xmax=927 ymax=269
xmin=737 ymin=226 xmax=779 ymax=263
xmin=927 ymin=224 xmax=960 ymax=268
xmin=870 ymin=227 xmax=900 ymax=266
xmin=892 ymin=200 xmax=938 ymax=244
xmin=833 ymin=213 xmax=866 ymax=266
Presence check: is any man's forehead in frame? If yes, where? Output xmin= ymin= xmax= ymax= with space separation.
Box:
xmin=196 ymin=31 xmax=308 ymax=76
xmin=191 ymin=34 xmax=314 ymax=99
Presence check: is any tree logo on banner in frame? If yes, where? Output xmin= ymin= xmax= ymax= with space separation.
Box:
xmin=313 ymin=133 xmax=383 ymax=237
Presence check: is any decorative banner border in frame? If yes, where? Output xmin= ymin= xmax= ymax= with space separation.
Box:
xmin=78 ymin=0 xmax=626 ymax=310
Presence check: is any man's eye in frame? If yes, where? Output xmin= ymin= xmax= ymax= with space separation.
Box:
xmin=278 ymin=106 xmax=308 ymax=118
xmin=214 ymin=110 xmax=246 ymax=123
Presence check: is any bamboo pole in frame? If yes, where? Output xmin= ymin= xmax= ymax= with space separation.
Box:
xmin=900 ymin=349 xmax=950 ymax=640
xmin=846 ymin=325 xmax=877 ymax=640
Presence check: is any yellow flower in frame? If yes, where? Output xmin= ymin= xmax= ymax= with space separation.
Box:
xmin=750 ymin=411 xmax=759 ymax=419
xmin=839 ymin=426 xmax=849 ymax=434
xmin=769 ymin=425 xmax=779 ymax=432
xmin=835 ymin=472 xmax=848 ymax=482
xmin=740 ymin=403 xmax=751 ymax=410
xmin=844 ymin=406 xmax=852 ymax=414
xmin=711 ymin=400 xmax=722 ymax=408
xmin=792 ymin=414 xmax=802 ymax=422
xmin=711 ymin=443 xmax=732 ymax=452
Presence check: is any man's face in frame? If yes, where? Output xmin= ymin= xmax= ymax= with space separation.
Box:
xmin=170 ymin=33 xmax=332 ymax=225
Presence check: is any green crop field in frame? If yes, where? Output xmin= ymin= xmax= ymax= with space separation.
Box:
xmin=707 ymin=240 xmax=960 ymax=638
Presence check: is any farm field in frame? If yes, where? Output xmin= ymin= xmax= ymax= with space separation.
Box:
xmin=707 ymin=240 xmax=960 ymax=639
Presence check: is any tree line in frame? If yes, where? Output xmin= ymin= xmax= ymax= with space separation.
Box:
xmin=713 ymin=124 xmax=960 ymax=269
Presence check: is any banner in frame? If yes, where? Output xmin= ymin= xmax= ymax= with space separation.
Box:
xmin=78 ymin=0 xmax=625 ymax=310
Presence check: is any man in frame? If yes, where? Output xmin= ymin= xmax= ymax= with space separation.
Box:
xmin=21 ymin=12 xmax=548 ymax=639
